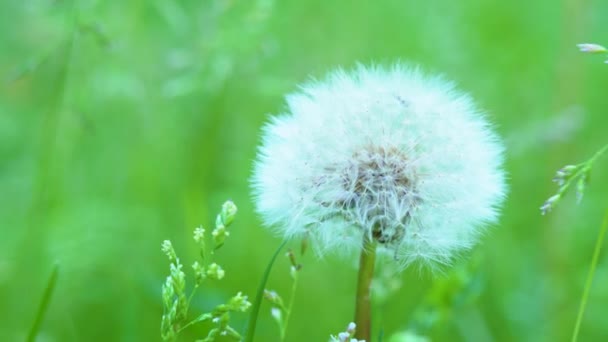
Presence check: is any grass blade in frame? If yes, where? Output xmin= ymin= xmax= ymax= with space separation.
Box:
xmin=27 ymin=263 xmax=60 ymax=342
xmin=244 ymin=240 xmax=287 ymax=342
xmin=571 ymin=209 xmax=608 ymax=342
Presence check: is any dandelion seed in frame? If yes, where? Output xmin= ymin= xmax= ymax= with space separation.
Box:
xmin=252 ymin=63 xmax=506 ymax=270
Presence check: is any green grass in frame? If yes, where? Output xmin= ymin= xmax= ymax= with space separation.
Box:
xmin=1 ymin=0 xmax=608 ymax=341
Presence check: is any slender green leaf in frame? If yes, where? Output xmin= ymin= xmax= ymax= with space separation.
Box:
xmin=243 ymin=240 xmax=288 ymax=342
xmin=27 ymin=263 xmax=60 ymax=342
xmin=572 ymin=209 xmax=608 ymax=342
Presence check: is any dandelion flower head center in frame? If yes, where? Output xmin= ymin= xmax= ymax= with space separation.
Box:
xmin=331 ymin=144 xmax=418 ymax=244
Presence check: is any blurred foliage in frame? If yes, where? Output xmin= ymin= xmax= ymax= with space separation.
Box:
xmin=1 ymin=0 xmax=608 ymax=341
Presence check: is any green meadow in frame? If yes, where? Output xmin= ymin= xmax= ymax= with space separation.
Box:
xmin=1 ymin=1 xmax=608 ymax=341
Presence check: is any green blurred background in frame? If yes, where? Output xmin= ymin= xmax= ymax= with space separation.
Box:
xmin=1 ymin=0 xmax=608 ymax=341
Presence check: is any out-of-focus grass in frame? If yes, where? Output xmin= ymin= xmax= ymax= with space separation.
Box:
xmin=1 ymin=0 xmax=608 ymax=341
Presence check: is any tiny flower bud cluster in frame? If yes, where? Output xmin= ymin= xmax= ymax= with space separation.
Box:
xmin=192 ymin=261 xmax=205 ymax=285
xmin=161 ymin=240 xmax=177 ymax=262
xmin=540 ymin=164 xmax=586 ymax=215
xmin=541 ymin=144 xmax=608 ymax=215
xmin=161 ymin=249 xmax=188 ymax=339
xmin=193 ymin=226 xmax=206 ymax=260
xmin=160 ymin=201 xmax=249 ymax=342
xmin=212 ymin=200 xmax=237 ymax=250
xmin=206 ymin=263 xmax=225 ymax=280
xmin=198 ymin=292 xmax=252 ymax=342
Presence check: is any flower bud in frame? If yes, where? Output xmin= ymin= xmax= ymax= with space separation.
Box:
xmin=577 ymin=43 xmax=608 ymax=54
xmin=271 ymin=307 xmax=282 ymax=323
xmin=192 ymin=261 xmax=206 ymax=285
xmin=228 ymin=292 xmax=252 ymax=312
xmin=540 ymin=194 xmax=561 ymax=215
xmin=220 ymin=200 xmax=238 ymax=227
xmin=193 ymin=227 xmax=205 ymax=244
xmin=576 ymin=171 xmax=590 ymax=203
xmin=161 ymin=240 xmax=177 ymax=262
xmin=263 ymin=290 xmax=284 ymax=307
xmin=206 ymin=263 xmax=225 ymax=280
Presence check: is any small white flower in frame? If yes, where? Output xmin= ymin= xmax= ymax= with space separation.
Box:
xmin=193 ymin=226 xmax=205 ymax=243
xmin=346 ymin=322 xmax=356 ymax=334
xmin=252 ymin=63 xmax=506 ymax=270
xmin=330 ymin=322 xmax=363 ymax=342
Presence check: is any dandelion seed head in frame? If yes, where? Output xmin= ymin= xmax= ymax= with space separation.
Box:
xmin=252 ymin=63 xmax=507 ymax=270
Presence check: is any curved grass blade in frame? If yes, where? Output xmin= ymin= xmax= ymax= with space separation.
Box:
xmin=244 ymin=240 xmax=288 ymax=342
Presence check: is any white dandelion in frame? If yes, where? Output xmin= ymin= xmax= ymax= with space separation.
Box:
xmin=251 ymin=63 xmax=506 ymax=270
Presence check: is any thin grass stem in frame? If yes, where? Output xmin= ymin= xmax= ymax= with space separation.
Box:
xmin=571 ymin=208 xmax=608 ymax=342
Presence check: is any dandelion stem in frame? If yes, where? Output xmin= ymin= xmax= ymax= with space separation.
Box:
xmin=354 ymin=235 xmax=377 ymax=341
xmin=571 ymin=208 xmax=608 ymax=342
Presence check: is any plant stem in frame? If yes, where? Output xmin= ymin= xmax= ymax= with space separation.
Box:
xmin=354 ymin=235 xmax=377 ymax=341
xmin=280 ymin=270 xmax=299 ymax=341
xmin=588 ymin=143 xmax=608 ymax=165
xmin=571 ymin=208 xmax=608 ymax=342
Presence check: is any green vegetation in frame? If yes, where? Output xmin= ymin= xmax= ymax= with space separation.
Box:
xmin=1 ymin=1 xmax=607 ymax=341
